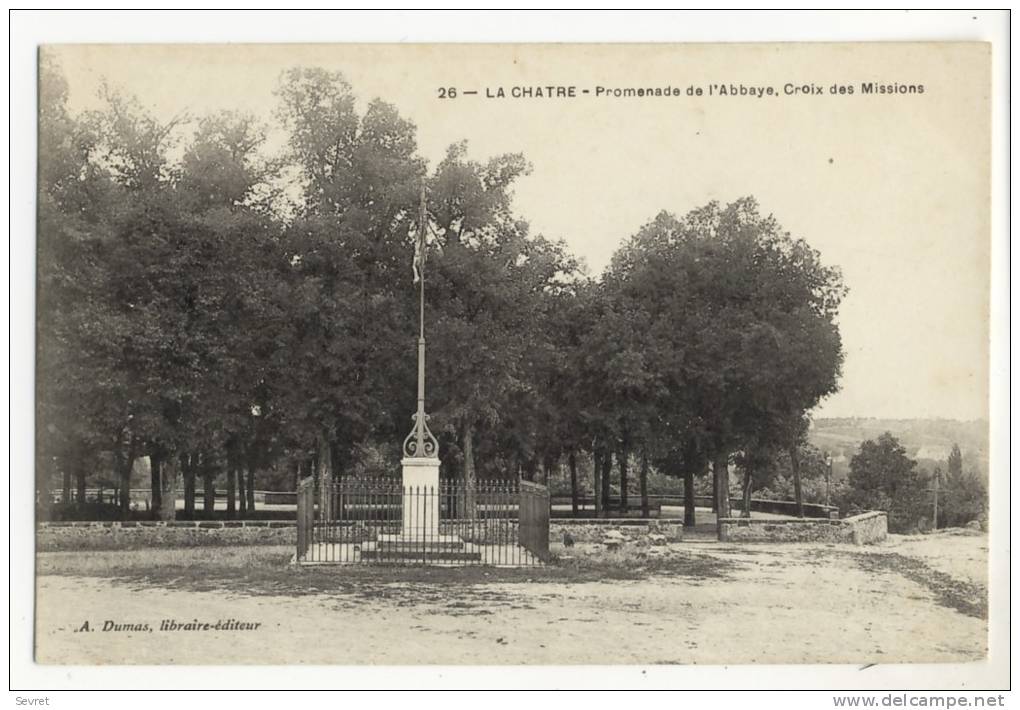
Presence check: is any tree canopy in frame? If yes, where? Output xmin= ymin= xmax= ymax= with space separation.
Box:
xmin=37 ymin=60 xmax=850 ymax=527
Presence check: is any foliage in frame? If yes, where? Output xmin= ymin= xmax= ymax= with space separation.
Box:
xmin=745 ymin=443 xmax=827 ymax=501
xmin=939 ymin=443 xmax=987 ymax=528
xmin=37 ymin=59 xmax=862 ymax=529
xmin=844 ymin=432 xmax=929 ymax=532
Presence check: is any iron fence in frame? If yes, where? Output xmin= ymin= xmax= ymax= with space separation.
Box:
xmin=296 ymin=477 xmax=549 ymax=566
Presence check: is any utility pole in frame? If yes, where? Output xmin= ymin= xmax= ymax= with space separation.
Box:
xmin=824 ymin=452 xmax=832 ymax=508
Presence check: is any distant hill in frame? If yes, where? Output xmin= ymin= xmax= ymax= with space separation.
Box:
xmin=807 ymin=418 xmax=989 ymax=481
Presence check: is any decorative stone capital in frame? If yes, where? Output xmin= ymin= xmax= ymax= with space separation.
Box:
xmin=400 ymin=457 xmax=442 ymax=470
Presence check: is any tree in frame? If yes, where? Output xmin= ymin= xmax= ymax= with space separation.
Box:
xmin=735 ymin=444 xmax=779 ymax=517
xmin=846 ymin=432 xmax=927 ymax=532
xmin=605 ymin=199 xmax=846 ymax=533
xmin=39 ymin=60 xmax=854 ymax=541
xmin=940 ymin=442 xmax=987 ymax=528
xmin=752 ymin=443 xmax=828 ymax=505
xmin=947 ymin=443 xmax=963 ymax=478
xmin=273 ymin=67 xmax=425 ymax=498
xmin=37 ymin=53 xmax=96 ymax=516
xmin=36 ymin=59 xmax=165 ymax=519
xmin=573 ymin=281 xmax=663 ymax=516
xmin=425 ymin=142 xmax=578 ymax=513
xmin=173 ymin=110 xmax=285 ymax=519
xmin=42 ymin=80 xmax=286 ymax=522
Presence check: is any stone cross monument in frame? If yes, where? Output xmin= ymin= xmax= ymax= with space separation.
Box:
xmin=400 ymin=186 xmax=440 ymax=539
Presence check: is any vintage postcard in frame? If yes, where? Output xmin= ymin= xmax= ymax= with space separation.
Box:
xmin=31 ymin=41 xmax=997 ymax=673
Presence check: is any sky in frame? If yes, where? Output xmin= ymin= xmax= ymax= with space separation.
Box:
xmin=45 ymin=43 xmax=991 ymax=421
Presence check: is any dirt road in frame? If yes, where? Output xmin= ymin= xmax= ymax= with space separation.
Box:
xmin=35 ymin=533 xmax=987 ymax=665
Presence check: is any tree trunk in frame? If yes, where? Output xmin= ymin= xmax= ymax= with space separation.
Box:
xmin=522 ymin=456 xmax=538 ymax=483
xmin=62 ymin=465 xmax=72 ymax=505
xmin=331 ymin=440 xmax=343 ymax=484
xmin=714 ymin=450 xmax=730 ymax=532
xmin=246 ymin=466 xmax=255 ymax=513
xmin=462 ymin=421 xmax=477 ymax=519
xmin=158 ymin=451 xmax=179 ymax=522
xmin=619 ymin=448 xmax=629 ymax=514
xmin=182 ymin=453 xmax=197 ymax=518
xmin=118 ymin=444 xmax=136 ymax=517
xmin=118 ymin=460 xmax=130 ymax=514
xmin=316 ymin=431 xmax=332 ymax=521
xmin=202 ymin=471 xmax=216 ymax=516
xmin=639 ymin=452 xmax=649 ymax=518
xmin=568 ymin=451 xmax=579 ymax=518
xmin=592 ymin=452 xmax=601 ymax=518
xmin=226 ymin=463 xmax=237 ymax=519
xmin=74 ymin=455 xmax=87 ymax=507
xmin=150 ymin=452 xmax=162 ymax=519
xmin=712 ymin=464 xmax=719 ymax=513
xmin=238 ymin=459 xmax=248 ymax=516
xmin=600 ymin=451 xmax=612 ymax=519
xmin=541 ymin=454 xmax=555 ymax=487
xmin=683 ymin=462 xmax=696 ymax=528
xmin=741 ymin=465 xmax=753 ymax=518
xmin=790 ymin=444 xmax=804 ymax=518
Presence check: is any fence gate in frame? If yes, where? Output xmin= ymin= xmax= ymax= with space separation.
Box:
xmin=519 ymin=480 xmax=550 ymax=562
xmin=296 ymin=476 xmax=315 ymax=560
xmin=295 ymin=476 xmax=549 ymax=566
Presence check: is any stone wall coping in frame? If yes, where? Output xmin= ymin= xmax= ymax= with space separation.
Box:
xmin=714 ymin=512 xmax=889 ymax=522
xmin=38 ymin=520 xmax=297 ymax=529
xmin=718 ymin=510 xmax=886 ymax=526
xmin=717 ymin=517 xmax=844 ymax=526
xmin=551 ymin=518 xmax=684 ymax=526
xmin=842 ymin=511 xmax=887 ymax=523
xmin=41 ymin=517 xmax=682 ymax=529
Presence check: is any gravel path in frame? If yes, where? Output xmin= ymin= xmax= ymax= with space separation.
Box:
xmin=34 ymin=534 xmax=988 ymax=665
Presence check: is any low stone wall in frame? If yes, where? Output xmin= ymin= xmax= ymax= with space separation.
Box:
xmin=842 ymin=511 xmax=888 ymax=545
xmin=38 ymin=519 xmax=528 ymax=551
xmin=37 ymin=520 xmax=296 ymax=552
xmin=550 ymin=519 xmax=684 ymax=544
xmin=41 ymin=512 xmax=883 ymax=552
xmin=718 ymin=511 xmax=887 ymax=545
xmin=551 ymin=496 xmax=837 ymax=519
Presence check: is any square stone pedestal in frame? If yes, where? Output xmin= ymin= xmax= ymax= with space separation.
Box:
xmin=400 ymin=456 xmax=441 ymax=540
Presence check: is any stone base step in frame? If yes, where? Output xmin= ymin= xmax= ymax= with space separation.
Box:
xmin=360 ymin=550 xmax=482 ymax=562
xmin=377 ymin=540 xmax=466 ymax=552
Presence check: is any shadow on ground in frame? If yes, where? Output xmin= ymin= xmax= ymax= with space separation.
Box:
xmin=35 ymin=544 xmax=738 ymax=600
xmin=849 ymin=552 xmax=987 ymax=620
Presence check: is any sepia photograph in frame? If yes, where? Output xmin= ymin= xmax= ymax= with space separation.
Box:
xmin=10 ymin=10 xmax=1009 ymax=696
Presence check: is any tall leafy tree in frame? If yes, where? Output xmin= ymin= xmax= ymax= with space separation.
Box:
xmin=173 ymin=110 xmax=285 ymax=518
xmin=425 ymin=142 xmax=579 ymax=511
xmin=940 ymin=442 xmax=986 ymax=528
xmin=274 ymin=67 xmax=424 ymax=500
xmin=38 ymin=63 xmax=190 ymax=518
xmin=605 ymin=199 xmax=846 ymax=530
xmin=36 ymin=54 xmax=112 ymax=514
